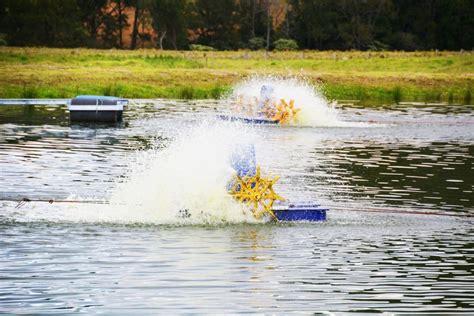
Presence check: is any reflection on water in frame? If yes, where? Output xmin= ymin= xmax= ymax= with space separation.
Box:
xmin=0 ymin=222 xmax=472 ymax=313
xmin=0 ymin=100 xmax=473 ymax=313
xmin=326 ymin=142 xmax=472 ymax=210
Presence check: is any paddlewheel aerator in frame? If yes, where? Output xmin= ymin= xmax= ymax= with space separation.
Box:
xmin=228 ymin=165 xmax=285 ymax=220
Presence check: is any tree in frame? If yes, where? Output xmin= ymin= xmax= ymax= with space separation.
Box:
xmin=274 ymin=38 xmax=298 ymax=50
xmin=187 ymin=0 xmax=240 ymax=50
xmin=112 ymin=0 xmax=132 ymax=48
xmin=130 ymin=0 xmax=141 ymax=49
xmin=264 ymin=0 xmax=271 ymax=50
xmin=337 ymin=0 xmax=392 ymax=50
xmin=77 ymin=0 xmax=109 ymax=47
xmin=0 ymin=0 xmax=473 ymax=50
xmin=290 ymin=0 xmax=392 ymax=50
xmin=3 ymin=0 xmax=86 ymax=47
xmin=149 ymin=0 xmax=187 ymax=50
xmin=290 ymin=0 xmax=341 ymax=49
xmin=435 ymin=0 xmax=474 ymax=50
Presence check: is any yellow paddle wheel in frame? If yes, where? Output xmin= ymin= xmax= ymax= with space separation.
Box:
xmin=270 ymin=99 xmax=301 ymax=125
xmin=253 ymin=98 xmax=301 ymax=125
xmin=228 ymin=165 xmax=285 ymax=220
xmin=233 ymin=94 xmax=301 ymax=125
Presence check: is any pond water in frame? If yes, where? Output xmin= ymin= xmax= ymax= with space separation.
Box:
xmin=0 ymin=99 xmax=473 ymax=313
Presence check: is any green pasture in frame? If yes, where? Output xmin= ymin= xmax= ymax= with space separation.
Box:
xmin=0 ymin=47 xmax=472 ymax=103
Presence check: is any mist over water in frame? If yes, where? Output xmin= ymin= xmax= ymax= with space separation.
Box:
xmin=6 ymin=121 xmax=264 ymax=225
xmin=227 ymin=76 xmax=348 ymax=127
xmin=3 ymin=77 xmax=365 ymax=225
xmin=109 ymin=121 xmax=260 ymax=225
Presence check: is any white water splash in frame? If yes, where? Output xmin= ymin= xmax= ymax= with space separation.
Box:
xmin=105 ymin=120 xmax=265 ymax=224
xmin=7 ymin=121 xmax=263 ymax=225
xmin=3 ymin=79 xmax=370 ymax=225
xmin=227 ymin=76 xmax=343 ymax=127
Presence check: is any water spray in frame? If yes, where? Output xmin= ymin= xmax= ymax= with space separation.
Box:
xmin=220 ymin=76 xmax=342 ymax=127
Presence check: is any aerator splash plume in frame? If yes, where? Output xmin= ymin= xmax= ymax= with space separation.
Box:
xmin=224 ymin=76 xmax=341 ymax=127
xmin=109 ymin=121 xmax=261 ymax=224
xmin=5 ymin=120 xmax=327 ymax=224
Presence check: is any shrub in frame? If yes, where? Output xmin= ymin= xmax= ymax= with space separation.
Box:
xmin=389 ymin=32 xmax=419 ymax=51
xmin=248 ymin=37 xmax=265 ymax=50
xmin=0 ymin=33 xmax=7 ymax=46
xmin=392 ymin=86 xmax=402 ymax=103
xmin=190 ymin=44 xmax=216 ymax=51
xmin=179 ymin=86 xmax=194 ymax=99
xmin=464 ymin=88 xmax=472 ymax=105
xmin=22 ymin=85 xmax=39 ymax=98
xmin=210 ymin=85 xmax=227 ymax=99
xmin=274 ymin=38 xmax=298 ymax=51
xmin=102 ymin=84 xmax=124 ymax=97
xmin=368 ymin=40 xmax=390 ymax=51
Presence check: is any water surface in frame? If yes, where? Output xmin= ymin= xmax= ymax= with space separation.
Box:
xmin=0 ymin=100 xmax=473 ymax=313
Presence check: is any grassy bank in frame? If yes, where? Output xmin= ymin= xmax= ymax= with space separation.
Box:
xmin=0 ymin=47 xmax=472 ymax=103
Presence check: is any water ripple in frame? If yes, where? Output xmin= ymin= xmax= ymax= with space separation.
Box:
xmin=0 ymin=100 xmax=473 ymax=313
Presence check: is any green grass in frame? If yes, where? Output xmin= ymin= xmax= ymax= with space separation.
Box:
xmin=0 ymin=47 xmax=473 ymax=103
xmin=20 ymin=85 xmax=39 ymax=98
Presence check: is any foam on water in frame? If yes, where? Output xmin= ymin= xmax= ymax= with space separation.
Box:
xmin=227 ymin=76 xmax=347 ymax=127
xmin=108 ymin=121 xmax=261 ymax=224
xmin=6 ymin=121 xmax=262 ymax=225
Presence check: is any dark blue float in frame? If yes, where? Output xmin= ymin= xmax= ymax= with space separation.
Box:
xmin=68 ymin=95 xmax=128 ymax=122
xmin=273 ymin=203 xmax=328 ymax=221
xmin=218 ymin=114 xmax=279 ymax=125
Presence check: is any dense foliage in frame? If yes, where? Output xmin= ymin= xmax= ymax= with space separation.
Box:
xmin=0 ymin=0 xmax=472 ymax=50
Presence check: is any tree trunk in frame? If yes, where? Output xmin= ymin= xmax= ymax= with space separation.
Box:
xmin=171 ymin=28 xmax=177 ymax=50
xmin=130 ymin=1 xmax=140 ymax=50
xmin=159 ymin=29 xmax=167 ymax=50
xmin=89 ymin=17 xmax=98 ymax=46
xmin=141 ymin=20 xmax=145 ymax=48
xmin=251 ymin=0 xmax=256 ymax=37
xmin=118 ymin=1 xmax=123 ymax=48
xmin=266 ymin=0 xmax=271 ymax=50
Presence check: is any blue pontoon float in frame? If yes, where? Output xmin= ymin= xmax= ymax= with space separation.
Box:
xmin=218 ymin=114 xmax=279 ymax=125
xmin=273 ymin=203 xmax=327 ymax=221
xmin=68 ymin=95 xmax=128 ymax=122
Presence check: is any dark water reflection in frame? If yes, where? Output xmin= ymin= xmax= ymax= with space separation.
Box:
xmin=0 ymin=100 xmax=473 ymax=313
xmin=317 ymin=141 xmax=473 ymax=212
